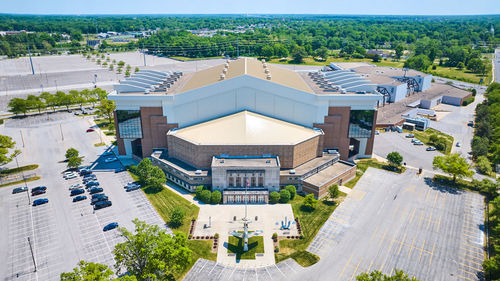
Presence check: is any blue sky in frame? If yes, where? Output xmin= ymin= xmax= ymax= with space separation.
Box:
xmin=2 ymin=0 xmax=500 ymax=15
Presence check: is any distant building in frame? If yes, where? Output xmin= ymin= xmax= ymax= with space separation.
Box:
xmin=86 ymin=39 xmax=100 ymax=47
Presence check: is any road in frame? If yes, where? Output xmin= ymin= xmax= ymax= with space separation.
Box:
xmin=494 ymin=49 xmax=500 ymax=83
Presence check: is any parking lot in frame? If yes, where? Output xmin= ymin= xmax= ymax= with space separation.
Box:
xmin=0 ymin=113 xmax=169 ymax=280
xmin=297 ymin=168 xmax=485 ymax=281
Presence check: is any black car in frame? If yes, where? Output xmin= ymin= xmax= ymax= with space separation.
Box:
xmin=12 ymin=187 xmax=28 ymax=194
xmin=85 ymin=181 xmax=100 ymax=188
xmin=80 ymin=169 xmax=92 ymax=176
xmin=89 ymin=187 xmax=104 ymax=194
xmin=91 ymin=193 xmax=106 ymax=199
xmin=114 ymin=167 xmax=126 ymax=173
xmin=33 ymin=198 xmax=49 ymax=206
xmin=70 ymin=189 xmax=85 ymax=196
xmin=73 ymin=195 xmax=87 ymax=202
xmin=91 ymin=195 xmax=109 ymax=205
xmin=32 ymin=189 xmax=46 ymax=196
xmin=93 ymin=200 xmax=112 ymax=210
xmin=31 ymin=186 xmax=47 ymax=192
xmin=103 ymin=222 xmax=118 ymax=231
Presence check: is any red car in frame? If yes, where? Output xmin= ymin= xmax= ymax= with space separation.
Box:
xmin=86 ymin=128 xmax=95 ymax=133
xmin=31 ymin=189 xmax=46 ymax=196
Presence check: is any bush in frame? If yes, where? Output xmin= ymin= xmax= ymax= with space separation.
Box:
xmin=285 ymin=185 xmax=296 ymax=200
xmin=328 ymin=184 xmax=340 ymax=199
xmin=272 ymin=233 xmax=278 ymax=240
xmin=195 ymin=185 xmax=203 ymax=198
xmin=476 ymin=156 xmax=492 ymax=175
xmin=211 ymin=190 xmax=222 ymax=204
xmin=169 ymin=206 xmax=185 ymax=228
xmin=302 ymin=194 xmax=318 ymax=211
xmin=429 ymin=134 xmax=439 ymax=143
xmin=269 ymin=191 xmax=280 ymax=204
xmin=214 ymin=233 xmax=219 ymax=239
xmin=274 ymin=246 xmax=280 ymax=253
xmin=279 ymin=189 xmax=291 ymax=203
xmin=199 ymin=190 xmax=212 ymax=204
xmin=386 ymin=151 xmax=403 ymax=166
xmin=462 ymin=97 xmax=475 ymax=106
xmin=434 ymin=138 xmax=447 ymax=151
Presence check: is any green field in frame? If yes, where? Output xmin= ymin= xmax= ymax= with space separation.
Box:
xmin=276 ymin=194 xmax=338 ymax=266
xmin=428 ymin=65 xmax=491 ymax=84
xmin=266 ymin=56 xmax=404 ymax=68
xmin=228 ymin=235 xmax=264 ymax=259
xmin=407 ymin=128 xmax=454 ymax=155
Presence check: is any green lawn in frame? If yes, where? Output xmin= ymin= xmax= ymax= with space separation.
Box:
xmin=266 ymin=56 xmax=404 ymax=68
xmin=127 ymin=170 xmax=216 ymax=279
xmin=428 ymin=65 xmax=491 ymax=85
xmin=0 ymin=176 xmax=41 ymax=188
xmin=407 ymin=128 xmax=454 ymax=155
xmin=228 ymin=236 xmax=264 ymax=260
xmin=0 ymin=164 xmax=38 ymax=176
xmin=276 ymin=195 xmax=337 ymax=266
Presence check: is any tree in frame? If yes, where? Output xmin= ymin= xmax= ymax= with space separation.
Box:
xmin=387 ymin=151 xmax=403 ymax=167
xmin=67 ymin=156 xmax=82 ymax=169
xmin=148 ymin=166 xmax=166 ymax=189
xmin=476 ymin=156 xmax=492 ymax=175
xmin=65 ymin=148 xmax=79 ymax=159
xmin=8 ymin=98 xmax=28 ymax=115
xmin=315 ymin=47 xmax=329 ymax=60
xmin=211 ymin=190 xmax=222 ymax=204
xmin=291 ymin=46 xmax=307 ymax=63
xmin=0 ymin=135 xmax=16 ymax=166
xmin=40 ymin=92 xmax=57 ymax=112
xmin=285 ymin=185 xmax=296 ymax=200
xmin=372 ymin=54 xmax=382 ymax=62
xmin=328 ymin=184 xmax=340 ymax=200
xmin=199 ymin=190 xmax=211 ymax=204
xmin=60 ymin=260 xmax=114 ymax=281
xmin=136 ymin=158 xmax=154 ymax=185
xmin=169 ymin=206 xmax=185 ymax=228
xmin=356 ymin=269 xmax=420 ymax=281
xmin=394 ymin=45 xmax=404 ymax=60
xmin=55 ymin=91 xmax=74 ymax=110
xmin=279 ymin=189 xmax=291 ymax=203
xmin=429 ymin=134 xmax=439 ymax=143
xmin=27 ymin=95 xmax=46 ymax=113
xmin=261 ymin=45 xmax=274 ymax=59
xmin=125 ymin=70 xmax=130 ymax=77
xmin=195 ymin=185 xmax=203 ymax=198
xmin=273 ymin=44 xmax=289 ymax=58
xmin=135 ymin=67 xmax=140 ymax=73
xmin=113 ymin=219 xmax=192 ymax=281
xmin=302 ymin=194 xmax=318 ymax=211
xmin=269 ymin=191 xmax=280 ymax=204
xmin=432 ymin=153 xmax=474 ymax=182
xmin=96 ymin=99 xmax=115 ymax=130
xmin=472 ymin=178 xmax=498 ymax=199
xmin=467 ymin=58 xmax=486 ymax=74
xmin=404 ymin=54 xmax=431 ymax=71
xmin=457 ymin=62 xmax=465 ymax=70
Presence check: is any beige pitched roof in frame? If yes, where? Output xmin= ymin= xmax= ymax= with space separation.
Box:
xmin=178 ymin=57 xmax=313 ymax=93
xmin=168 ymin=110 xmax=322 ymax=145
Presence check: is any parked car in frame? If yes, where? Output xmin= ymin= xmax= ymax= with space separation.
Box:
xmin=73 ymin=195 xmax=87 ymax=202
xmin=32 ymin=189 xmax=46 ymax=196
xmin=86 ymin=181 xmax=100 ymax=188
xmin=86 ymin=128 xmax=95 ymax=133
xmin=79 ymin=169 xmax=92 ymax=176
xmin=83 ymin=176 xmax=97 ymax=184
xmin=93 ymin=200 xmax=112 ymax=210
xmin=115 ymin=167 xmax=126 ymax=173
xmin=405 ymin=134 xmax=414 ymax=138
xmin=89 ymin=187 xmax=104 ymax=194
xmin=12 ymin=186 xmax=28 ymax=194
xmin=426 ymin=147 xmax=437 ymax=151
xmin=413 ymin=140 xmax=423 ymax=145
xmin=104 ymin=157 xmax=118 ymax=163
xmin=91 ymin=193 xmax=107 ymax=200
xmin=456 ymin=142 xmax=461 ymax=147
xmin=103 ymin=222 xmax=118 ymax=231
xmin=83 ymin=173 xmax=96 ymax=179
xmin=31 ymin=186 xmax=47 ymax=192
xmin=91 ymin=195 xmax=109 ymax=205
xmin=70 ymin=189 xmax=85 ymax=196
xmin=33 ymin=198 xmax=49 ymax=206
xmin=467 ymin=121 xmax=474 ymax=127
xmin=69 ymin=183 xmax=84 ymax=190
xmin=101 ymin=151 xmax=113 ymax=157
xmin=64 ymin=173 xmax=78 ymax=180
xmin=124 ymin=182 xmax=139 ymax=188
xmin=126 ymin=185 xmax=140 ymax=192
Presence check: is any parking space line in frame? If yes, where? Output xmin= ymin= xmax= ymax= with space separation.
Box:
xmin=461 ymin=258 xmax=484 ymax=268
xmin=349 ymin=258 xmax=363 ymax=281
xmin=418 ymin=240 xmax=426 ymax=261
xmin=369 ymin=225 xmax=380 ymax=243
xmin=462 ymin=251 xmax=483 ymax=261
xmin=459 ymin=267 xmax=479 ymax=276
xmin=377 ymin=229 xmax=388 ymax=248
xmin=428 ymin=242 xmax=436 ymax=265
xmin=339 ymin=253 xmax=354 ymax=279
xmin=397 ymin=233 xmax=407 ymax=255
xmin=366 ymin=259 xmax=374 ymax=273
xmin=408 ymin=237 xmax=415 ymax=258
xmin=459 ymin=262 xmax=482 ymax=272
xmin=426 ymin=213 xmax=433 ymax=230
xmin=457 ymin=274 xmax=476 ymax=281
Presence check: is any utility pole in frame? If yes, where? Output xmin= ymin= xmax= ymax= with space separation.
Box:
xmin=142 ymin=44 xmax=146 ymax=66
xmin=27 ymin=46 xmax=35 ymax=75
xmin=27 ymin=237 xmax=37 ymax=272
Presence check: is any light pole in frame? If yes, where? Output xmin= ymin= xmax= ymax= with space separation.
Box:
xmin=93 ymin=74 xmax=98 ymax=88
xmin=54 ymin=79 xmax=58 ymax=91
xmin=14 ymin=151 xmax=30 ymax=205
xmin=40 ymin=84 xmax=43 ymax=94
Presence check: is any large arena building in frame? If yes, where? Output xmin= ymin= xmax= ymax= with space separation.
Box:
xmin=109 ymin=58 xmax=383 ymax=200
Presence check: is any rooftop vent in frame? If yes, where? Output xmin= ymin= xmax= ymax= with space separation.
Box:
xmin=224 ymin=63 xmax=229 ymax=68
xmin=266 ymin=74 xmax=272 ymax=80
xmin=220 ymin=160 xmax=225 ymax=163
xmin=289 ymin=169 xmax=296 ymax=175
xmin=265 ymin=159 xmax=271 ymax=164
xmin=261 ymin=59 xmax=266 ymax=63
xmin=263 ymin=63 xmax=268 ymax=68
xmin=195 ymin=170 xmax=202 ymax=175
xmin=220 ymin=73 xmax=225 ymax=80
xmin=264 ymin=68 xmax=270 ymax=74
xmin=222 ymin=68 xmax=227 ymax=74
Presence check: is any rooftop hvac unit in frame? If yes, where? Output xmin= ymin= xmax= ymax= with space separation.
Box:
xmin=340 ymin=89 xmax=347 ymax=94
xmin=195 ymin=170 xmax=202 ymax=175
xmin=220 ymin=73 xmax=225 ymax=80
xmin=224 ymin=63 xmax=229 ymax=68
xmin=222 ymin=68 xmax=227 ymax=74
xmin=263 ymin=63 xmax=268 ymax=68
xmin=261 ymin=59 xmax=266 ymax=63
xmin=266 ymin=74 xmax=272 ymax=80
xmin=289 ymin=169 xmax=296 ymax=175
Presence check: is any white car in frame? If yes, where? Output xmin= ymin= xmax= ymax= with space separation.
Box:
xmin=69 ymin=183 xmax=84 ymax=190
xmin=124 ymin=182 xmax=140 ymax=189
xmin=64 ymin=173 xmax=78 ymax=179
xmin=104 ymin=157 xmax=118 ymax=163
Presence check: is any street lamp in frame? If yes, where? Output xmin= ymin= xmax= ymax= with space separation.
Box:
xmin=94 ymin=74 xmax=98 ymax=88
xmin=13 ymin=150 xmax=30 ymax=205
xmin=54 ymin=79 xmax=58 ymax=91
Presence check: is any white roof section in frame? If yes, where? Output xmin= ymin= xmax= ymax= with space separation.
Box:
xmin=168 ymin=110 xmax=323 ymax=145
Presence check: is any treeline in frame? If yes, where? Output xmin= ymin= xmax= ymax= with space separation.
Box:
xmin=0 ymin=15 xmax=498 ymax=59
xmin=7 ymin=88 xmax=108 ymax=115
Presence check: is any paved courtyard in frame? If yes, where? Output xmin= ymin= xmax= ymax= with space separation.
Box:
xmin=0 ymin=113 xmax=168 ymax=281
xmin=194 ymin=204 xmax=297 ymax=268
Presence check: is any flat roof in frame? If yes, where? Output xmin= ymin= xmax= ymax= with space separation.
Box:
xmin=168 ymin=110 xmax=323 ymax=145
xmin=212 ymin=156 xmax=279 ymax=168
xmin=303 ymin=161 xmax=355 ymax=187
xmin=178 ymin=57 xmax=313 ymax=93
xmin=352 ymin=65 xmax=426 ymax=77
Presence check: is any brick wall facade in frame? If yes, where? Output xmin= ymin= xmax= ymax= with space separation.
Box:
xmin=313 ymin=107 xmax=351 ymax=160
xmin=302 ymin=165 xmax=357 ymax=199
xmin=139 ymin=107 xmax=178 ymax=158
